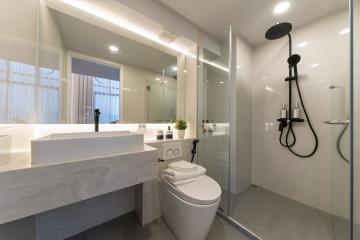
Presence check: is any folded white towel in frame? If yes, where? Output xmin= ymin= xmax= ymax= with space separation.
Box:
xmin=168 ymin=160 xmax=197 ymax=172
xmin=162 ymin=165 xmax=206 ymax=182
xmin=163 ymin=174 xmax=204 ymax=186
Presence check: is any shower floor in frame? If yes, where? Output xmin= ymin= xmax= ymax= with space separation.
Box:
xmin=230 ymin=186 xmax=350 ymax=240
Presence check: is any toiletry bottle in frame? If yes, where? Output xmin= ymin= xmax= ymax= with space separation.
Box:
xmin=165 ymin=126 xmax=173 ymax=139
xmin=280 ymin=104 xmax=287 ymax=119
xmin=292 ymin=102 xmax=301 ymax=119
xmin=156 ymin=130 xmax=164 ymax=140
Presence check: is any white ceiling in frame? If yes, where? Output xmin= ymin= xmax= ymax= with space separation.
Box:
xmin=53 ymin=10 xmax=177 ymax=75
xmin=157 ymin=0 xmax=348 ymax=45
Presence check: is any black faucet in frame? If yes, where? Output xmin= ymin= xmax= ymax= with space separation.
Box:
xmin=94 ymin=109 xmax=101 ymax=132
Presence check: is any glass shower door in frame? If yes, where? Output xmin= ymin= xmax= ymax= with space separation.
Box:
xmin=327 ymin=3 xmax=352 ymax=238
xmin=196 ymin=28 xmax=231 ymax=214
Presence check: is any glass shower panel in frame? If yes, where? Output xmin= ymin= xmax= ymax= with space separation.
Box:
xmin=354 ymin=0 xmax=360 ymax=238
xmin=230 ymin=1 xmax=353 ymax=239
xmin=197 ymin=28 xmax=231 ymax=214
xmin=328 ymin=8 xmax=351 ymax=237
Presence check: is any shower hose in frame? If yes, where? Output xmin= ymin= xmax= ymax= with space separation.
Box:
xmin=279 ymin=73 xmax=319 ymax=158
xmin=337 ymin=123 xmax=349 ymax=163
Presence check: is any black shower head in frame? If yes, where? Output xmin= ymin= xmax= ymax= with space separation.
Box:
xmin=288 ymin=54 xmax=301 ymax=65
xmin=265 ymin=22 xmax=292 ymax=40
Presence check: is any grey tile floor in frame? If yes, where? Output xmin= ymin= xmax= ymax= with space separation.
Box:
xmin=66 ymin=211 xmax=250 ymax=240
xmin=230 ymin=186 xmax=350 ymax=240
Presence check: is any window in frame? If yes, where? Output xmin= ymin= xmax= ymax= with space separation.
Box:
xmin=71 ymin=57 xmax=120 ymax=124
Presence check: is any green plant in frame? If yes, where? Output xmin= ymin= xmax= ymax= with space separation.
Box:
xmin=174 ymin=119 xmax=187 ymax=130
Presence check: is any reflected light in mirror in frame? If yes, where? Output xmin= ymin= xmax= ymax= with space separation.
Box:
xmin=219 ymin=81 xmax=225 ymax=84
xmin=297 ymin=42 xmax=309 ymax=48
xmin=156 ymin=78 xmax=160 ymax=81
xmin=274 ymin=1 xmax=290 ymax=15
xmin=265 ymin=86 xmax=274 ymax=92
xmin=172 ymin=66 xmax=178 ymax=71
xmin=109 ymin=45 xmax=119 ymax=53
xmin=310 ymin=63 xmax=320 ymax=68
xmin=339 ymin=28 xmax=350 ymax=35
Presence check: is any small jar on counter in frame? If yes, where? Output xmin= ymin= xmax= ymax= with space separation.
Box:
xmin=156 ymin=130 xmax=164 ymax=140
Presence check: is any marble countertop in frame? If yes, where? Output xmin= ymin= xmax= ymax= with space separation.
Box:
xmin=0 ymin=145 xmax=156 ymax=173
xmin=0 ymin=137 xmax=196 ymax=173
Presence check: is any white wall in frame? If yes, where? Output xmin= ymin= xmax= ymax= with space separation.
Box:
xmin=251 ymin=10 xmax=350 ymax=218
xmin=0 ymin=0 xmax=38 ymax=65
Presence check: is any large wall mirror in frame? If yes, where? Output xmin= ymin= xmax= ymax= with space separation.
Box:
xmin=0 ymin=0 xmax=192 ymax=124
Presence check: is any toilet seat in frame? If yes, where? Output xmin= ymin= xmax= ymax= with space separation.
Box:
xmin=160 ymin=175 xmax=221 ymax=205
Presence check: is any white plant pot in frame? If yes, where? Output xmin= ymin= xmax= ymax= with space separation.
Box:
xmin=177 ymin=130 xmax=186 ymax=138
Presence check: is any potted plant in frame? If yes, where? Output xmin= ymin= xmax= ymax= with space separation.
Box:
xmin=173 ymin=119 xmax=187 ymax=138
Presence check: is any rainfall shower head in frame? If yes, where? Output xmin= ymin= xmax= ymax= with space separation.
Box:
xmin=265 ymin=22 xmax=293 ymax=40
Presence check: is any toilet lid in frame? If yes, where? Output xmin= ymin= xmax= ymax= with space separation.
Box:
xmin=161 ymin=175 xmax=222 ymax=205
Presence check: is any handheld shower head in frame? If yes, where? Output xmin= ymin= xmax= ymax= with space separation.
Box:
xmin=288 ymin=54 xmax=301 ymax=65
xmin=265 ymin=22 xmax=293 ymax=40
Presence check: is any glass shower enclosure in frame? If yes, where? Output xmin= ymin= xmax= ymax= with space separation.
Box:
xmin=197 ymin=28 xmax=232 ymax=214
xmin=196 ymin=0 xmax=358 ymax=239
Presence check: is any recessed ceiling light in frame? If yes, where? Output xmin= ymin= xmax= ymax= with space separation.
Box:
xmin=310 ymin=63 xmax=320 ymax=68
xmin=274 ymin=1 xmax=290 ymax=15
xmin=339 ymin=28 xmax=350 ymax=35
xmin=109 ymin=45 xmax=119 ymax=53
xmin=156 ymin=78 xmax=160 ymax=81
xmin=172 ymin=66 xmax=178 ymax=71
xmin=297 ymin=41 xmax=309 ymax=48
xmin=219 ymin=81 xmax=225 ymax=84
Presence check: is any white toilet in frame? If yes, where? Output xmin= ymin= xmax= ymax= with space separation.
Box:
xmin=159 ymin=173 xmax=221 ymax=240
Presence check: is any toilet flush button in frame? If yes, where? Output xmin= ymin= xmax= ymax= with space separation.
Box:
xmin=162 ymin=141 xmax=183 ymax=160
xmin=174 ymin=149 xmax=180 ymax=156
xmin=166 ymin=149 xmax=173 ymax=158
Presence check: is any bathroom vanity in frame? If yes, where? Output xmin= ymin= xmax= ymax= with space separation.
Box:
xmin=0 ymin=133 xmax=158 ymax=225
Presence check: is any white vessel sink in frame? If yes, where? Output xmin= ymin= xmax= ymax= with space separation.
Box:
xmin=31 ymin=131 xmax=144 ymax=164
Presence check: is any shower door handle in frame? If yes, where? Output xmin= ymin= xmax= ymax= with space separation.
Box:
xmin=324 ymin=120 xmax=350 ymax=125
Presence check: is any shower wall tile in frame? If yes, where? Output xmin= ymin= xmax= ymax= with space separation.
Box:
xmin=251 ymin=10 xmax=350 ymax=219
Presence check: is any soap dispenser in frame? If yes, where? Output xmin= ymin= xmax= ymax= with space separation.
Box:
xmin=165 ymin=126 xmax=173 ymax=139
xmin=280 ymin=104 xmax=287 ymax=119
xmin=292 ymin=102 xmax=301 ymax=119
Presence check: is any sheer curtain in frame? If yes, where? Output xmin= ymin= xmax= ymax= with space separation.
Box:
xmin=0 ymin=59 xmax=60 ymax=123
xmin=71 ymin=74 xmax=120 ymax=124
